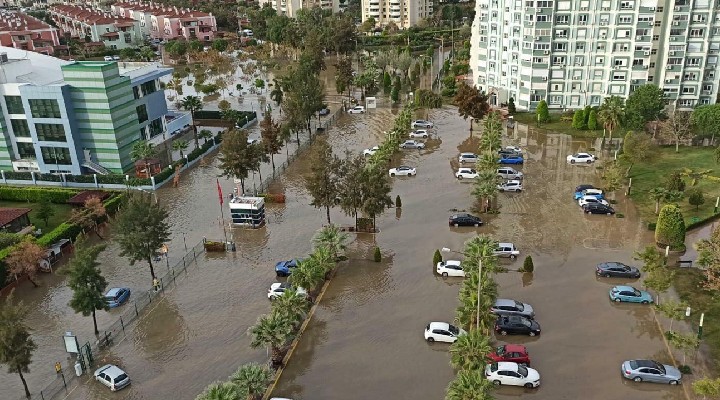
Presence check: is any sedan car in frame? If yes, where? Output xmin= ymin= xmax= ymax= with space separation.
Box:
xmin=424 ymin=322 xmax=466 ymax=343
xmin=609 ymin=285 xmax=653 ymax=304
xmin=318 ymin=108 xmax=330 ymax=116
xmin=583 ymin=203 xmax=615 ymax=215
xmin=498 ymin=180 xmax=523 ymax=192
xmin=399 ymin=140 xmax=426 ymax=149
xmin=458 ymin=152 xmax=478 ymax=164
xmin=596 ymin=262 xmax=641 ymax=278
xmin=436 ymin=260 xmax=464 ymax=277
xmin=578 ymin=195 xmax=610 ymax=207
xmin=412 ymin=119 xmax=434 ymax=128
xmin=449 ymin=213 xmax=483 ymax=227
xmin=494 ymin=243 xmax=519 ymax=259
xmin=409 ymin=129 xmax=429 ymax=138
xmin=495 ymin=315 xmax=541 ymax=336
xmin=567 ymin=152 xmax=597 ymax=164
xmin=575 ymin=184 xmax=595 ymax=193
xmin=499 ymin=155 xmax=524 ymax=165
xmin=505 ymin=145 xmax=522 ymax=153
xmin=497 ymin=167 xmax=523 ymax=180
xmin=488 ymin=344 xmax=531 ymax=366
xmin=389 ymin=166 xmax=416 ymax=177
xmin=348 ymin=105 xmax=365 ymax=114
xmin=574 ymin=188 xmax=604 ymax=200
xmin=485 ymin=362 xmax=540 ymax=388
xmin=498 ymin=149 xmax=522 ymax=157
xmin=491 ymin=298 xmax=535 ymax=318
xmin=274 ymin=259 xmax=301 ymax=277
xmin=621 ymin=359 xmax=682 ymax=385
xmin=363 ymin=146 xmax=380 ymax=156
xmin=456 ymin=168 xmax=478 ymax=180
xmin=267 ymin=282 xmax=307 ymax=300
xmin=94 ymin=364 xmax=131 ymax=392
xmin=104 ymin=288 xmax=131 ymax=308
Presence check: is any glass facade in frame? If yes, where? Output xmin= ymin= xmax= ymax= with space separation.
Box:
xmin=16 ymin=143 xmax=35 ymax=159
xmin=148 ymin=117 xmax=163 ymax=138
xmin=35 ymin=123 xmax=66 ymax=142
xmin=10 ymin=119 xmax=30 ymax=137
xmin=140 ymin=80 xmax=156 ymax=96
xmin=29 ymin=99 xmax=61 ymax=119
xmin=4 ymin=96 xmax=24 ymax=114
xmin=40 ymin=147 xmax=72 ymax=165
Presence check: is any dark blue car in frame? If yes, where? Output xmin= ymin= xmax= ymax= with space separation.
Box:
xmin=499 ymin=155 xmax=524 ymax=165
xmin=275 ymin=259 xmax=301 ymax=277
xmin=104 ymin=288 xmax=131 ymax=308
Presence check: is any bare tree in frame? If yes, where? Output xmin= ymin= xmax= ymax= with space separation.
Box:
xmin=660 ymin=110 xmax=694 ymax=152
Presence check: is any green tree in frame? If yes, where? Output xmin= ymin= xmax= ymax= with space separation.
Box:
xmin=259 ymin=113 xmax=282 ymax=170
xmin=361 ymin=164 xmax=393 ymax=229
xmin=313 ymin=224 xmax=349 ymax=260
xmin=536 ymin=99 xmax=550 ymax=123
xmin=621 ymin=130 xmax=654 ymax=176
xmin=433 ymin=249 xmax=443 ymax=265
xmin=334 ymin=56 xmax=354 ymax=97
xmin=229 ymin=363 xmax=272 ymax=400
xmin=587 ymin=109 xmax=598 ymax=130
xmin=199 ymin=129 xmax=213 ymax=145
xmin=271 ymin=289 xmax=309 ymax=327
xmin=248 ymin=311 xmax=294 ymax=367
xmin=693 ymin=377 xmax=720 ymax=398
xmin=337 ymin=153 xmax=365 ymax=230
xmin=572 ymin=109 xmax=585 ymax=130
xmin=664 ymin=171 xmax=686 ymax=192
xmin=655 ymin=204 xmax=686 ymax=250
xmin=696 ymin=224 xmax=720 ymax=291
xmin=455 ymin=82 xmax=491 ymax=130
xmin=521 ymin=255 xmax=534 ymax=273
xmin=305 ymin=139 xmax=341 ymax=224
xmin=212 ymin=38 xmax=228 ymax=52
xmin=269 ymin=79 xmax=283 ymax=107
xmin=687 ymin=188 xmax=705 ymax=210
xmin=0 ymin=291 xmax=37 ymax=399
xmin=597 ymin=96 xmax=625 ymax=143
xmin=195 ymin=381 xmax=241 ymax=400
xmin=655 ymin=300 xmax=687 ymax=332
xmin=289 ymin=258 xmax=325 ymax=297
xmin=66 ymin=243 xmax=108 ymax=335
xmin=115 ymin=193 xmax=171 ymax=281
xmin=383 ymin=71 xmax=392 ymax=93
xmin=666 ymin=331 xmax=700 ymax=365
xmin=218 ymin=129 xmax=257 ymax=194
xmin=472 ymin=169 xmax=499 ymax=212
xmin=648 ymin=187 xmax=683 ymax=215
xmin=390 ymin=86 xmax=399 ymax=103
xmin=507 ymin=97 xmax=516 ymax=114
xmin=35 ymin=198 xmax=55 ymax=227
xmin=180 ymin=96 xmax=203 ymax=148
xmin=172 ymin=139 xmax=189 ymax=161
xmin=479 ymin=112 xmax=502 ymax=153
xmin=374 ymin=246 xmax=382 ymax=262
xmin=691 ymin=104 xmax=720 ymax=144
xmin=625 ymin=84 xmax=666 ymax=130
xmin=449 ymin=329 xmax=492 ymax=370
xmin=445 ymin=369 xmax=494 ymax=400
xmin=130 ymin=141 xmax=157 ymax=177
xmin=583 ymin=105 xmax=592 ymax=125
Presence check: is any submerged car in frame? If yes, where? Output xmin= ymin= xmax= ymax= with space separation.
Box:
xmin=388 ymin=166 xmax=417 ymax=177
xmin=499 ymin=155 xmax=524 ymax=165
xmin=458 ymin=152 xmax=478 ymax=164
xmin=94 ymin=364 xmax=131 ymax=392
xmin=267 ymin=282 xmax=307 ymax=300
xmin=275 ymin=259 xmax=301 ymax=277
xmin=494 ymin=243 xmax=519 ymax=259
xmin=104 ymin=288 xmax=131 ymax=308
xmin=412 ymin=120 xmax=434 ymax=128
xmin=399 ymin=140 xmax=426 ymax=149
xmin=621 ymin=359 xmax=682 ymax=384
xmin=609 ymin=285 xmax=653 ymax=304
xmin=578 ymin=195 xmax=610 ymax=207
xmin=488 ymin=344 xmax=531 ymax=366
xmin=567 ymin=152 xmax=597 ymax=164
xmin=596 ymin=262 xmax=641 ymax=278
xmin=456 ymin=168 xmax=478 ymax=180
xmin=348 ymin=105 xmax=365 ymax=114
xmin=424 ymin=322 xmax=466 ymax=343
xmin=449 ymin=213 xmax=483 ymax=227
xmin=485 ymin=362 xmax=540 ymax=388
xmin=497 ymin=180 xmax=523 ymax=192
xmin=409 ymin=129 xmax=429 ymax=138
xmin=491 ymin=298 xmax=535 ymax=318
xmin=574 ymin=188 xmax=604 ymax=200
xmin=583 ymin=203 xmax=615 ymax=215
xmin=495 ymin=315 xmax=541 ymax=336
xmin=497 ymin=167 xmax=523 ymax=180
xmin=363 ymin=146 xmax=380 ymax=156
xmin=436 ymin=260 xmax=464 ymax=277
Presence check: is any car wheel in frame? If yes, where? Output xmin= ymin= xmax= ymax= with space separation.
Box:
xmin=586 ymin=211 xmax=591 ymax=214
xmin=510 ymin=254 xmax=516 ymax=259
xmin=276 ymin=272 xmax=283 ymax=277
xmin=571 ymin=159 xmax=576 ymax=164
xmin=669 ymin=380 xmax=679 ymax=385
xmin=474 ymin=223 xmax=479 ymax=227
xmin=633 ymin=377 xmax=642 ymax=382
xmin=642 ymin=300 xmax=649 ymax=304
xmin=458 ymin=175 xmax=463 ymax=180
xmin=604 ymin=273 xmax=611 ymax=278
xmin=390 ymin=173 xmax=395 ymax=177
xmin=493 ymin=380 xmax=501 ymax=386
xmin=500 ymin=330 xmax=508 ymax=336
xmin=524 ymin=383 xmax=534 ymax=388
xmin=442 ymin=272 xmax=448 ymax=277
xmin=423 ymin=135 xmax=428 ymax=138
xmin=587 ymin=160 xmax=592 ymax=164
xmin=426 ymin=337 xmax=434 ymax=343
xmin=454 ymin=223 xmax=459 ymax=227
xmin=529 ymin=331 xmax=536 ymax=337
xmin=614 ymin=298 xmax=621 ymax=302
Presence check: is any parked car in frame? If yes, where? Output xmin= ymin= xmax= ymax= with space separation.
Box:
xmin=399 ymin=140 xmax=425 ymax=149
xmin=363 ymin=146 xmax=380 ymax=156
xmin=494 ymin=243 xmax=519 ymax=259
xmin=94 ymin=364 xmax=131 ymax=392
xmin=574 ymin=188 xmax=604 ymax=200
xmin=609 ymin=285 xmax=653 ymax=304
xmin=497 ymin=167 xmax=523 ymax=180
xmin=488 ymin=344 xmax=531 ymax=366
xmin=436 ymin=260 xmax=464 ymax=277
xmin=495 ymin=315 xmax=541 ymax=336
xmin=575 ymin=184 xmax=595 ymax=193
xmin=449 ymin=213 xmax=483 ymax=227
xmin=499 ymin=155 xmax=524 ymax=165
xmin=348 ymin=106 xmax=365 ymax=114
xmin=103 ymin=56 xmax=114 ymax=61
xmin=456 ymin=168 xmax=478 ymax=180
xmin=491 ymin=298 xmax=535 ymax=318
xmin=485 ymin=362 xmax=540 ymax=388
xmin=458 ymin=152 xmax=478 ymax=164
xmin=497 ymin=180 xmax=523 ymax=192
xmin=596 ymin=262 xmax=641 ymax=278
xmin=498 ymin=148 xmax=522 ymax=157
xmin=389 ymin=166 xmax=416 ymax=177
xmin=621 ymin=359 xmax=682 ymax=385
xmin=566 ymin=152 xmax=597 ymax=164
xmin=318 ymin=108 xmax=330 ymax=116
xmin=424 ymin=322 xmax=466 ymax=343
xmin=267 ymin=282 xmax=307 ymax=300
xmin=409 ymin=129 xmax=429 ymax=138
xmin=505 ymin=145 xmax=522 ymax=153
xmin=112 ymin=55 xmax=120 ymax=60
xmin=247 ymin=138 xmax=260 ymax=145
xmin=274 ymin=259 xmax=301 ymax=277
xmin=578 ymin=195 xmax=609 ymax=207
xmin=583 ymin=203 xmax=615 ymax=215
xmin=104 ymin=288 xmax=131 ymax=308
xmin=412 ymin=120 xmax=434 ymax=128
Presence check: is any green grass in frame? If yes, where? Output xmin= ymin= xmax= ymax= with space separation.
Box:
xmin=511 ymin=112 xmax=603 ymax=138
xmin=0 ymin=200 xmax=74 ymax=235
xmin=627 ymin=146 xmax=720 ymax=226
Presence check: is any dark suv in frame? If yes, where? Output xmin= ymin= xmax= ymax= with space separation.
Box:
xmin=583 ymin=203 xmax=615 ymax=215
xmin=449 ymin=213 xmax=483 ymax=227
xmin=495 ymin=315 xmax=541 ymax=336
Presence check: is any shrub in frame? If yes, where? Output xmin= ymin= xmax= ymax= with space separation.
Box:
xmin=536 ymin=100 xmax=550 ymax=123
xmin=64 ymin=174 xmax=96 ymax=183
xmin=520 ymin=255 xmax=534 ymax=273
xmin=0 ymin=187 xmax=78 ymax=203
xmin=4 ymin=171 xmax=33 ymax=180
xmin=374 ymin=246 xmax=381 ymax=262
xmin=97 ymin=174 xmax=130 ymax=185
xmin=655 ymin=204 xmax=686 ymax=250
xmin=687 ymin=188 xmax=705 ymax=210
xmin=433 ymin=249 xmax=442 ymax=265
xmin=103 ymin=194 xmax=126 ymax=214
xmin=664 ymin=171 xmax=686 ymax=192
xmin=37 ymin=222 xmax=84 ymax=247
xmin=0 ymin=232 xmax=23 ymax=250
xmin=507 ymin=97 xmax=516 ymax=114
xmin=587 ymin=110 xmax=598 ymax=130
xmin=395 ymin=195 xmax=402 ymax=208
xmin=572 ymin=110 xmax=585 ymax=130
xmin=36 ymin=173 xmax=62 ymax=182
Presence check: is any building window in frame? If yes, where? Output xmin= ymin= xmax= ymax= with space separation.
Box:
xmin=136 ymin=104 xmax=148 ymax=123
xmin=550 ymin=95 xmax=562 ymax=104
xmin=4 ymin=96 xmax=24 ymax=114
xmin=531 ymin=94 xmax=542 ymax=101
xmin=148 ymin=117 xmax=163 ymax=138
xmin=613 ymin=72 xmax=626 ymax=80
xmin=16 ymin=143 xmax=35 ymax=160
xmin=29 ymin=99 xmax=61 ymax=119
xmin=10 ymin=119 xmax=30 ymax=137
xmin=40 ymin=147 xmax=72 ymax=165
xmin=35 ymin=123 xmax=66 ymax=142
xmin=133 ymin=86 xmax=140 ymax=100
xmin=682 ymin=86 xmax=696 ymax=94
xmin=140 ymin=81 xmax=156 ymax=96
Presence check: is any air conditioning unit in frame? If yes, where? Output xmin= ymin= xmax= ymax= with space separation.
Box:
xmin=600 ymin=21 xmax=606 ymax=25
xmin=602 ymin=7 xmax=610 ymax=11
xmin=674 ymin=6 xmax=681 ymax=10
xmin=536 ymin=36 xmax=541 ymax=40
xmin=667 ymin=65 xmax=673 ymax=70
xmin=669 ymin=51 xmax=676 ymax=55
xmin=581 ymin=7 xmax=588 ymax=10
xmin=544 ymin=50 xmax=550 ymax=54
xmin=643 ymin=65 xmax=649 ymax=69
xmin=648 ymin=21 xmax=654 ymax=25
xmin=644 ymin=51 xmax=650 ymax=55
xmin=542 ymin=76 xmax=547 ymax=81
xmin=673 ymin=21 xmax=679 ymax=26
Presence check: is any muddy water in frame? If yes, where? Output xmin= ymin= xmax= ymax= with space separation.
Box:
xmin=273 ymin=111 xmax=684 ymax=400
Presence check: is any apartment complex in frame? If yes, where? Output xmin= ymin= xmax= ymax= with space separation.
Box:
xmin=49 ymin=4 xmax=142 ymax=50
xmin=110 ymin=1 xmax=217 ymax=41
xmin=0 ymin=46 xmax=173 ymax=175
xmin=0 ymin=10 xmax=60 ymax=55
xmin=469 ymin=0 xmax=720 ymax=111
xmin=258 ymin=0 xmax=347 ymax=18
xmin=361 ymin=0 xmax=434 ymax=28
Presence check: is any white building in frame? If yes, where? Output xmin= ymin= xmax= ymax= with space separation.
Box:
xmin=469 ymin=0 xmax=720 ymax=111
xmin=258 ymin=0 xmax=347 ymax=18
xmin=361 ymin=0 xmax=433 ymax=28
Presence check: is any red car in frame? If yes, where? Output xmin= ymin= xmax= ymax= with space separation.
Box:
xmin=488 ymin=344 xmax=531 ymax=366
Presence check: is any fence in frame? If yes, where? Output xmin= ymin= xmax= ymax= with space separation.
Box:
xmin=20 ymin=239 xmax=212 ymax=400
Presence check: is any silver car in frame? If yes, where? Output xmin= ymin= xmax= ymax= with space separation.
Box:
xmin=497 ymin=167 xmax=523 ymax=180
xmin=621 ymin=360 xmax=682 ymax=385
xmin=400 ymin=140 xmax=426 ymax=149
xmin=491 ymin=298 xmax=535 ymax=318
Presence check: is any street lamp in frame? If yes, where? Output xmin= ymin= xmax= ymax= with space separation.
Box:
xmin=442 ymin=247 xmax=486 ymax=331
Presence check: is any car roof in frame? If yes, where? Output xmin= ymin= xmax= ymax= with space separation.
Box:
xmin=503 ymin=344 xmax=527 ymax=353
xmin=506 ymin=180 xmax=521 ymax=184
xmin=601 ymin=262 xmax=626 ymax=268
xmin=632 ymin=359 xmax=661 ymax=368
xmin=495 ymin=298 xmax=517 ymax=306
xmin=460 ymin=152 xmax=476 ymax=156
xmin=96 ymin=364 xmax=124 ymax=377
xmin=581 ymin=195 xmax=601 ymax=200
xmin=429 ymin=322 xmax=450 ymax=330
xmin=498 ymin=242 xmax=514 ymax=247
xmin=443 ymin=260 xmax=462 ymax=266
xmin=496 ymin=361 xmax=520 ymax=371
xmin=584 ymin=188 xmax=603 ymax=194
xmin=614 ymin=285 xmax=636 ymax=291
xmin=452 ymin=212 xmax=473 ymax=217
xmin=105 ymin=288 xmax=124 ymax=296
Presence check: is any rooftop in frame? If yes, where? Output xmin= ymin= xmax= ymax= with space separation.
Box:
xmin=0 ymin=207 xmax=31 ymax=227
xmin=0 ymin=10 xmax=56 ymax=32
xmin=50 ymin=4 xmax=136 ymax=26
xmin=112 ymin=1 xmax=212 ymax=19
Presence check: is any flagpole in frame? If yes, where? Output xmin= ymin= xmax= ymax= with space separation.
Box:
xmin=217 ymin=179 xmax=229 ymax=244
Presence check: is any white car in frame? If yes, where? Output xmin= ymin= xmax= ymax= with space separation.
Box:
xmin=247 ymin=138 xmax=260 ymax=145
xmin=456 ymin=168 xmax=478 ymax=180
xmin=399 ymin=140 xmax=425 ymax=149
xmin=436 ymin=260 xmax=465 ymax=277
xmin=103 ymin=56 xmax=114 ymax=61
xmin=94 ymin=364 xmax=131 ymax=391
xmin=267 ymin=282 xmax=307 ymax=300
xmin=412 ymin=120 xmax=434 ymax=128
xmin=363 ymin=146 xmax=380 ymax=156
xmin=348 ymin=105 xmax=365 ymax=114
xmin=497 ymin=167 xmax=523 ymax=180
xmin=578 ymin=195 xmax=610 ymax=207
xmin=424 ymin=322 xmax=466 ymax=343
xmin=505 ymin=145 xmax=522 ymax=153
xmin=112 ymin=55 xmax=120 ymax=60
xmin=497 ymin=180 xmax=523 ymax=192
xmin=389 ymin=166 xmax=416 ymax=177
xmin=458 ymin=152 xmax=478 ymax=164
xmin=566 ymin=152 xmax=597 ymax=164
xmin=409 ymin=129 xmax=429 ymax=138
xmin=485 ymin=362 xmax=541 ymax=388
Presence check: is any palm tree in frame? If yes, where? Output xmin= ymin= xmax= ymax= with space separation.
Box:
xmin=456 ymin=272 xmax=497 ymax=332
xmin=270 ymin=290 xmax=309 ymax=327
xmin=472 ymin=169 xmax=499 ymax=213
xmin=248 ymin=312 xmax=294 ymax=367
xmin=445 ymin=369 xmax=495 ymax=400
xmin=172 ymin=139 xmax=189 ymax=161
xmin=462 ymin=235 xmax=499 ymax=275
xmin=229 ymin=363 xmax=272 ymax=400
xmin=130 ymin=141 xmax=156 ymax=178
xmin=180 ymin=95 xmax=203 ymax=148
xmin=288 ymin=259 xmax=325 ymax=299
xmin=312 ymin=225 xmax=349 ymax=260
xmin=306 ymin=246 xmax=335 ymax=279
xmin=475 ymin=151 xmax=498 ymax=173
xmin=449 ymin=329 xmax=493 ymax=371
xmin=270 ymin=79 xmax=283 ymax=108
xmin=195 ymin=381 xmax=241 ymax=400
xmin=479 ymin=113 xmax=502 ymax=153
xmin=199 ymin=129 xmax=213 ymax=145
xmin=597 ymin=96 xmax=625 ymax=146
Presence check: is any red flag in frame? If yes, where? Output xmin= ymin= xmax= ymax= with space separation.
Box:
xmin=216 ymin=179 xmax=223 ymax=205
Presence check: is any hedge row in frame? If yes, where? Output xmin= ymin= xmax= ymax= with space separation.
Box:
xmin=0 ymin=186 xmax=79 ymax=203
xmin=152 ymin=129 xmax=226 ymax=185
xmin=195 ymin=110 xmax=255 ymax=121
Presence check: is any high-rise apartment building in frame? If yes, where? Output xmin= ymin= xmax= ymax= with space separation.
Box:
xmin=361 ymin=0 xmax=434 ymax=28
xmin=469 ymin=0 xmax=720 ymax=111
xmin=259 ymin=0 xmax=347 ymax=18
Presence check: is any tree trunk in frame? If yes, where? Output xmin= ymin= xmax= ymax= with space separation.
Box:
xmin=296 ymin=130 xmax=300 ymax=146
xmin=147 ymin=256 xmax=156 ymax=280
xmin=18 ymin=369 xmax=30 ymax=399
xmin=92 ymin=309 xmax=99 ymax=335
xmin=271 ymin=154 xmax=276 ymax=170
xmin=191 ymin=111 xmax=199 ymax=149
xmin=655 ymin=200 xmax=660 ymax=214
xmin=257 ymin=168 xmax=263 ymax=190
xmin=325 ymin=205 xmax=331 ymax=225
xmin=675 ymin=139 xmax=680 ymax=153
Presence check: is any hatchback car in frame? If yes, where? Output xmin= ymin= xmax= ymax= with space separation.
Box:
xmin=596 ymin=262 xmax=641 ymax=278
xmin=498 ymin=149 xmax=522 ymax=157
xmin=449 ymin=213 xmax=483 ymax=227
xmin=575 ymin=184 xmax=595 ymax=193
xmin=103 ymin=56 xmax=114 ymax=61
xmin=499 ymin=155 xmax=524 ymax=164
xmin=424 ymin=322 xmax=466 ymax=343
xmin=456 ymin=168 xmax=478 ymax=180
xmin=363 ymin=146 xmax=380 ymax=156
xmin=495 ymin=315 xmax=541 ymax=336
xmin=567 ymin=152 xmax=597 ymax=164
xmin=389 ymin=166 xmax=416 ymax=177
xmin=399 ymin=140 xmax=425 ymax=149
xmin=488 ymin=344 xmax=531 ymax=366
xmin=578 ymin=195 xmax=609 ymax=207
xmin=497 ymin=167 xmax=523 ymax=180
xmin=412 ymin=120 xmax=434 ymax=128
xmin=485 ymin=362 xmax=540 ymax=388
xmin=621 ymin=359 xmax=682 ymax=385
xmin=267 ymin=282 xmax=307 ymax=300
xmin=348 ymin=106 xmax=365 ymax=114
xmin=491 ymin=298 xmax=535 ymax=318
xmin=609 ymin=285 xmax=653 ymax=304
xmin=104 ymin=288 xmax=131 ymax=308
xmin=494 ymin=243 xmax=519 ymax=259
xmin=94 ymin=364 xmax=131 ymax=391
xmin=318 ymin=108 xmax=330 ymax=116
xmin=458 ymin=153 xmax=478 ymax=164
xmin=409 ymin=129 xmax=429 ymax=138
xmin=275 ymin=259 xmax=301 ymax=277
xmin=583 ymin=203 xmax=615 ymax=215
xmin=498 ymin=180 xmax=523 ymax=192
xmin=574 ymin=188 xmax=604 ymax=200
xmin=436 ymin=260 xmax=464 ymax=277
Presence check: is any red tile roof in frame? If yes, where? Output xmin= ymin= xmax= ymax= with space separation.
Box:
xmin=0 ymin=208 xmax=31 ymax=227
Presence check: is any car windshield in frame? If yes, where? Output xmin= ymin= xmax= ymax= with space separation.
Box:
xmin=656 ymin=363 xmax=666 ymax=374
xmin=520 ymin=318 xmax=531 ymax=327
xmin=495 ymin=346 xmax=505 ymax=356
xmin=633 ymin=289 xmax=642 ymax=296
xmin=448 ymin=325 xmax=460 ymax=335
xmin=116 ymin=373 xmax=128 ymax=382
xmin=489 ymin=363 xmax=498 ymax=372
xmin=517 ymin=365 xmax=529 ymax=377
xmin=514 ymin=301 xmax=524 ymax=311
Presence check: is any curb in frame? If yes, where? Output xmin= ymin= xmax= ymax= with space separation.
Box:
xmin=650 ymin=306 xmax=695 ymax=400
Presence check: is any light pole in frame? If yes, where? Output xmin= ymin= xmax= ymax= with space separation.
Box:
xmin=442 ymin=247 xmax=485 ymax=331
